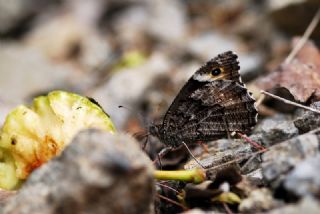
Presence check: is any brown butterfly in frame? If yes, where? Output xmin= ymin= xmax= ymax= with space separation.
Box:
xmin=149 ymin=51 xmax=257 ymax=151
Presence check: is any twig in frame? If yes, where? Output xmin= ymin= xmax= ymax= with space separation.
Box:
xmin=182 ymin=142 xmax=206 ymax=169
xmin=156 ymin=193 xmax=189 ymax=211
xmin=206 ymin=128 xmax=320 ymax=172
xmin=255 ymin=93 xmax=265 ymax=107
xmin=205 ymin=149 xmax=266 ymax=172
xmin=156 ymin=182 xmax=181 ymax=195
xmin=284 ymin=8 xmax=320 ymax=64
xmin=261 ymin=90 xmax=320 ymax=114
xmin=241 ymin=153 xmax=259 ymax=172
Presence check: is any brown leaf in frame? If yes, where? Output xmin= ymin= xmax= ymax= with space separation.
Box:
xmin=255 ymin=38 xmax=320 ymax=102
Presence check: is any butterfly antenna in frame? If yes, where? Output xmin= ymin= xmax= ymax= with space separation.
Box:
xmin=181 ymin=142 xmax=205 ymax=169
xmin=118 ymin=105 xmax=148 ymax=125
xmin=142 ymin=133 xmax=150 ymax=150
xmin=132 ymin=131 xmax=146 ymax=138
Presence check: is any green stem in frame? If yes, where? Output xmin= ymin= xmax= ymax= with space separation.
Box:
xmin=154 ymin=168 xmax=206 ymax=184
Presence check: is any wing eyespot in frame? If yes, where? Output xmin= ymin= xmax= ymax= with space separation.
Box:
xmin=211 ymin=68 xmax=222 ymax=76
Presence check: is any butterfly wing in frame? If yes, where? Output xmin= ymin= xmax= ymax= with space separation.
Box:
xmin=193 ymin=51 xmax=242 ymax=83
xmin=161 ymin=80 xmax=257 ymax=144
xmin=158 ymin=51 xmax=257 ymax=146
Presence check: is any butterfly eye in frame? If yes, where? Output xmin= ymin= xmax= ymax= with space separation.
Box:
xmin=211 ymin=68 xmax=222 ymax=76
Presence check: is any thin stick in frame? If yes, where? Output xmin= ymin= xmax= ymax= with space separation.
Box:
xmin=261 ymin=90 xmax=320 ymax=114
xmin=182 ymin=142 xmax=205 ymax=169
xmin=206 ymin=149 xmax=266 ymax=172
xmin=241 ymin=153 xmax=259 ymax=172
xmin=208 ymin=128 xmax=320 ymax=172
xmin=156 ymin=193 xmax=189 ymax=211
xmin=284 ymin=8 xmax=320 ymax=64
xmin=256 ymin=93 xmax=265 ymax=107
xmin=156 ymin=182 xmax=181 ymax=195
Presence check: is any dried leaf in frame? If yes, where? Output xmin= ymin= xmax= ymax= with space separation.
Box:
xmin=255 ymin=38 xmax=320 ymax=102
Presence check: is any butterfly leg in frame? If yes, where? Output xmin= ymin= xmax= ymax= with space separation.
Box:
xmin=235 ymin=132 xmax=266 ymax=151
xmin=153 ymin=146 xmax=173 ymax=169
xmin=141 ymin=134 xmax=149 ymax=150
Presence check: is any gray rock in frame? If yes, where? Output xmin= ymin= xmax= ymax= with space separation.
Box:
xmin=239 ymin=188 xmax=280 ymax=213
xmin=294 ymin=101 xmax=320 ymax=133
xmin=3 ymin=130 xmax=154 ymax=214
xmin=197 ymin=139 xmax=261 ymax=174
xmin=262 ymin=132 xmax=320 ymax=189
xmin=184 ymin=139 xmax=258 ymax=178
xmin=255 ymin=114 xmax=299 ymax=146
xmin=267 ymin=196 xmax=320 ymax=214
xmin=245 ymin=168 xmax=265 ymax=187
xmin=147 ymin=0 xmax=187 ymax=43
xmin=0 ymin=0 xmax=27 ymax=33
xmin=0 ymin=0 xmax=59 ymax=35
xmin=0 ymin=190 xmax=16 ymax=206
xmin=0 ymin=44 xmax=74 ymax=103
xmin=254 ymin=114 xmax=288 ymax=132
xmin=26 ymin=13 xmax=112 ymax=72
xmin=284 ymin=154 xmax=320 ymax=198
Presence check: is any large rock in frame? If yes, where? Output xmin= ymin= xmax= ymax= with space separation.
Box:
xmin=284 ymin=154 xmax=320 ymax=198
xmin=239 ymin=188 xmax=280 ymax=213
xmin=252 ymin=114 xmax=299 ymax=146
xmin=262 ymin=131 xmax=320 ymax=189
xmin=294 ymin=101 xmax=320 ymax=133
xmin=3 ymin=130 xmax=154 ymax=214
xmin=267 ymin=196 xmax=320 ymax=214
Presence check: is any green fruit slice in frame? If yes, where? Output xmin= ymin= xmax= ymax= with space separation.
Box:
xmin=0 ymin=91 xmax=115 ymax=190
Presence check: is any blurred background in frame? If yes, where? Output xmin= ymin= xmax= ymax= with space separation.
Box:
xmin=0 ymin=0 xmax=319 ymax=131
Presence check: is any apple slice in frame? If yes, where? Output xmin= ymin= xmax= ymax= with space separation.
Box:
xmin=0 ymin=91 xmax=115 ymax=190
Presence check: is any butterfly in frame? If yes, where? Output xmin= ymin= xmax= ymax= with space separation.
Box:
xmin=149 ymin=51 xmax=258 ymax=149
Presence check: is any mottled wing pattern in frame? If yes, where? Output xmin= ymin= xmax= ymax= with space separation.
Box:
xmin=189 ymin=80 xmax=256 ymax=138
xmin=198 ymin=51 xmax=241 ymax=83
xmin=162 ymin=51 xmax=240 ymax=128
xmin=161 ymin=80 xmax=256 ymax=145
xmin=153 ymin=51 xmax=257 ymax=147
